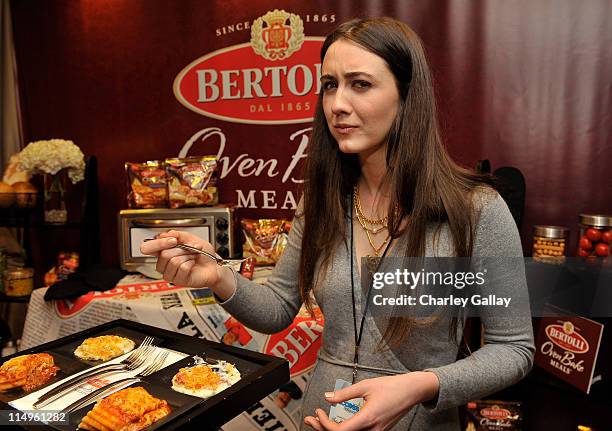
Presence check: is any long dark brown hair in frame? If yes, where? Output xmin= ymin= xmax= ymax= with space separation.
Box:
xmin=299 ymin=17 xmax=490 ymax=347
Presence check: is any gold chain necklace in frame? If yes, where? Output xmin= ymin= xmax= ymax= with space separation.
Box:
xmin=353 ymin=187 xmax=391 ymax=257
xmin=353 ymin=187 xmax=388 ymax=225
xmin=353 ymin=187 xmax=387 ymax=235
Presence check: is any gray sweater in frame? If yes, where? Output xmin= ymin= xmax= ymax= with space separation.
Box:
xmin=221 ymin=191 xmax=534 ymax=430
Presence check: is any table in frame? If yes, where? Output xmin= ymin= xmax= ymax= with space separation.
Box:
xmin=19 ymin=260 xmax=612 ymax=429
xmin=20 ymin=274 xmax=324 ymax=431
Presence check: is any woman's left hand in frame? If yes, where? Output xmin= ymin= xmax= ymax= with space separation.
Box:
xmin=303 ymin=371 xmax=439 ymax=431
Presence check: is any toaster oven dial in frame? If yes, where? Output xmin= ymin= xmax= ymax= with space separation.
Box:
xmin=216 ymin=218 xmax=228 ymax=230
xmin=216 ymin=232 xmax=229 ymax=245
xmin=217 ymin=246 xmax=229 ymax=258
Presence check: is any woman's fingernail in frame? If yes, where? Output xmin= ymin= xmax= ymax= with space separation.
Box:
xmin=324 ymin=392 xmax=334 ymax=399
xmin=167 ymin=237 xmax=177 ymax=245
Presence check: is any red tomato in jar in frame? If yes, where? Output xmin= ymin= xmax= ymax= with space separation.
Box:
xmin=585 ymin=228 xmax=602 ymax=242
xmin=579 ymin=237 xmax=593 ymax=250
xmin=602 ymin=230 xmax=612 ymax=244
xmin=595 ymin=243 xmax=610 ymax=257
xmin=578 ymin=248 xmax=590 ymax=257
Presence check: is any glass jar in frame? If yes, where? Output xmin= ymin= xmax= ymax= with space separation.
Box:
xmin=577 ymin=214 xmax=612 ymax=258
xmin=0 ymin=248 xmax=6 ymax=292
xmin=532 ymin=225 xmax=568 ymax=263
xmin=3 ymin=267 xmax=34 ymax=297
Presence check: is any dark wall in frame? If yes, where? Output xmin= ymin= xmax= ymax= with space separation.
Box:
xmin=10 ymin=0 xmax=612 ymax=266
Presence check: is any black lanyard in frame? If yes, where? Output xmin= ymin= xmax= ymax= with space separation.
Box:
xmin=349 ymin=202 xmax=392 ymax=383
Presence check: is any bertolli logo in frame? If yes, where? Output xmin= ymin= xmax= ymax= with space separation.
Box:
xmin=480 ymin=406 xmax=511 ymax=420
xmin=173 ymin=9 xmax=326 ymax=125
xmin=251 ymin=10 xmax=304 ymax=61
xmin=545 ymin=322 xmax=589 ymax=354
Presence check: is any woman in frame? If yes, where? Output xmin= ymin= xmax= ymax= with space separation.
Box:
xmin=142 ymin=17 xmax=534 ymax=430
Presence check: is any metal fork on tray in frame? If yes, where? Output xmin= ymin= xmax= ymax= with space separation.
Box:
xmin=63 ymin=349 xmax=170 ymax=413
xmin=33 ymin=336 xmax=156 ymax=409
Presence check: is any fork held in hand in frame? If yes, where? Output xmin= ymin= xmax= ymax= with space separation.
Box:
xmin=144 ymin=239 xmax=245 ymax=267
xmin=63 ymin=349 xmax=170 ymax=413
xmin=33 ymin=336 xmax=155 ymax=409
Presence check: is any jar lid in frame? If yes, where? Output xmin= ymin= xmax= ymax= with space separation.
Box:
xmin=3 ymin=267 xmax=34 ymax=277
xmin=533 ymin=225 xmax=569 ymax=238
xmin=579 ymin=214 xmax=612 ymax=228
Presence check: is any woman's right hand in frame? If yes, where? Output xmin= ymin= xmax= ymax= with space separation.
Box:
xmin=139 ymin=230 xmax=236 ymax=299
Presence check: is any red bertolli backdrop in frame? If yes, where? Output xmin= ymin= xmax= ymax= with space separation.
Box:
xmin=10 ymin=0 xmax=612 ymax=266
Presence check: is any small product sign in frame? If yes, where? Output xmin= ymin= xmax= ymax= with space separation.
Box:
xmin=535 ymin=305 xmax=604 ymax=393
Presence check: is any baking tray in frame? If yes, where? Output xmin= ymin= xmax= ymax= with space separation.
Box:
xmin=0 ymin=319 xmax=290 ymax=430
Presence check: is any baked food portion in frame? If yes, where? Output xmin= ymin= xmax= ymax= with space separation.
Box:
xmin=171 ymin=360 xmax=240 ymax=398
xmin=74 ymin=335 xmax=135 ymax=361
xmin=78 ymin=386 xmax=171 ymax=431
xmin=0 ymin=353 xmax=59 ymax=392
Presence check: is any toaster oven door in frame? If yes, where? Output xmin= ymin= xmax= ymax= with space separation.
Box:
xmin=129 ymin=226 xmax=211 ymax=258
xmin=120 ymin=216 xmax=215 ymax=271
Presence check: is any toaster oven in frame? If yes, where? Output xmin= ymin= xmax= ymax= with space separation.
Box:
xmin=118 ymin=205 xmax=239 ymax=272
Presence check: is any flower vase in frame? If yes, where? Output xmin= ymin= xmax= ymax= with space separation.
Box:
xmin=43 ymin=171 xmax=68 ymax=224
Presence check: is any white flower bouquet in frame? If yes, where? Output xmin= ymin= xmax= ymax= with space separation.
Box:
xmin=18 ymin=139 xmax=85 ymax=184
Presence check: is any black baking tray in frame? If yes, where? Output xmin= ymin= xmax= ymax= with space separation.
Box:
xmin=0 ymin=319 xmax=290 ymax=430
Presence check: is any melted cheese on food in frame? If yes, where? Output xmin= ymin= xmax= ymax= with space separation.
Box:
xmin=74 ymin=336 xmax=135 ymax=361
xmin=171 ymin=361 xmax=240 ymax=398
xmin=0 ymin=353 xmax=59 ymax=391
xmin=79 ymin=387 xmax=171 ymax=431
